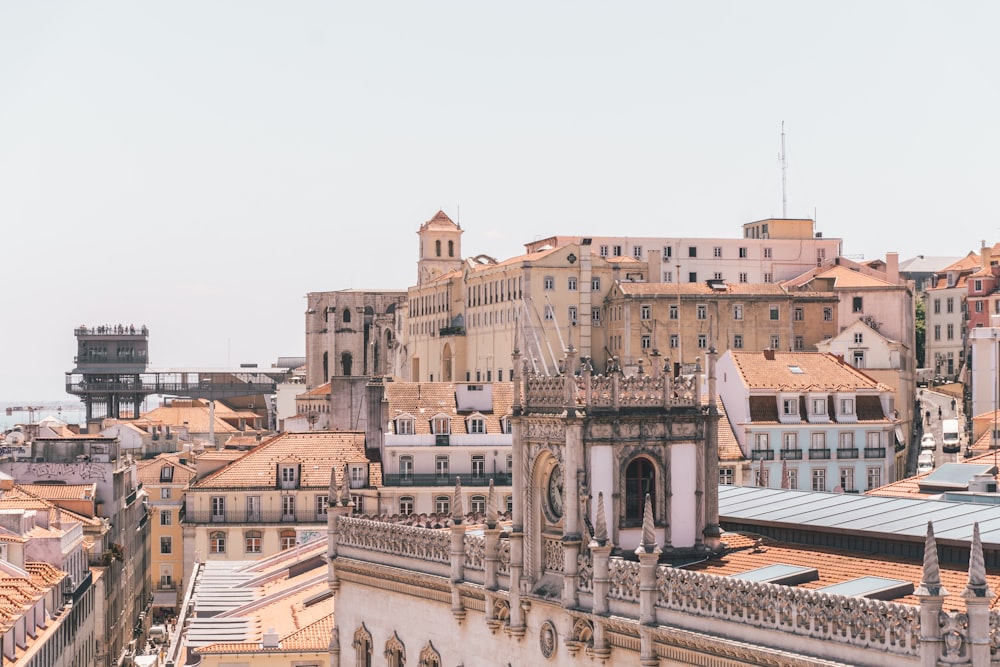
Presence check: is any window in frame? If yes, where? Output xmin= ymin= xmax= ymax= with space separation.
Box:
xmin=435 ymin=455 xmax=450 ymax=479
xmin=853 ymin=350 xmax=865 ymax=368
xmin=769 ymin=305 xmax=779 ymax=320
xmin=599 ymin=245 xmax=609 ymax=257
xmin=733 ymin=304 xmax=743 ymax=320
xmin=642 ymin=334 xmax=651 ymax=349
xmin=733 ymin=334 xmax=743 ymax=349
xmin=351 ymin=465 xmax=366 ymax=484
xmin=812 ymin=399 xmax=827 ymax=415
xmin=568 ymin=276 xmax=577 ymax=291
xmin=282 ymin=495 xmax=296 ymax=520
xmin=471 ymin=454 xmax=485 ymax=479
xmin=823 ymin=307 xmax=833 ymax=322
xmin=696 ymin=304 xmax=707 ymax=320
xmin=763 ymin=247 xmax=772 ymax=259
xmin=841 ymin=398 xmax=855 ymax=415
xmin=669 ymin=334 xmax=679 ymax=348
xmin=633 ymin=245 xmax=643 ymax=259
xmin=853 ymin=332 xmax=863 ymax=344
xmin=399 ymin=496 xmax=414 ymax=515
xmin=432 ymin=416 xmax=450 ymax=434
xmin=783 ymin=432 xmax=797 ymax=449
xmin=738 ymin=272 xmax=748 ymax=283
xmin=613 ymin=245 xmax=622 ymax=257
xmin=505 ymin=495 xmax=513 ymax=513
xmin=624 ymin=457 xmax=655 ymax=522
xmin=211 ymin=496 xmax=225 ymax=521
xmin=591 ymin=277 xmax=601 ymax=291
xmin=976 ymin=301 xmax=984 ymax=313
xmin=688 ymin=272 xmax=697 ymax=283
xmin=280 ymin=529 xmax=296 ymax=550
xmin=763 ymin=272 xmax=773 ymax=283
xmin=794 ymin=335 xmax=804 ymax=350
xmin=974 ymin=280 xmax=983 ymax=293
xmin=811 ymin=432 xmax=826 ymax=450
xmin=782 ymin=399 xmax=798 ymax=416
xmin=506 ymin=454 xmax=513 ymax=478
xmin=933 ymin=299 xmax=941 ymax=314
xmin=435 ymin=239 xmax=441 ymax=257
xmin=159 ymin=572 xmax=173 ymax=589
xmin=316 ymin=495 xmax=329 ymax=517
xmin=713 ymin=246 xmax=722 ymax=258
xmin=591 ymin=307 xmax=601 ymax=325
xmin=933 ymin=324 xmax=941 ymax=341
xmin=353 ymin=495 xmax=364 ymax=513
xmin=544 ymin=305 xmax=554 ymax=321
xmin=867 ymin=467 xmax=882 ymax=490
xmin=280 ymin=465 xmax=298 ymax=489
xmin=947 ymin=297 xmax=955 ymax=313
xmin=787 ymin=469 xmax=798 ymax=490
xmin=698 ymin=334 xmax=707 ymax=349
xmin=719 ymin=467 xmax=734 ymax=485
xmin=794 ymin=307 xmax=804 ymax=321
xmin=210 ymin=531 xmax=226 ymax=554
xmin=811 ymin=469 xmax=826 ymax=492
xmin=852 ymin=297 xmax=863 ymax=313
xmin=161 ymin=487 xmax=172 ymax=500
xmin=640 ymin=304 xmax=651 ymax=320
xmin=947 ymin=323 xmax=955 ymax=339
xmin=399 ymin=455 xmax=414 ymax=482
xmin=396 ymin=417 xmax=414 ymax=435
xmin=469 ymin=417 xmax=485 ymax=434
xmin=245 ymin=531 xmax=262 ymax=554
xmin=688 ymin=246 xmax=697 ymax=258
xmin=739 ymin=247 xmax=748 ymax=258
xmin=160 ymin=536 xmax=172 ymax=554
xmin=754 ymin=433 xmax=769 ymax=450
xmin=770 ymin=334 xmax=780 ymax=348
xmin=543 ymin=275 xmax=554 ymax=290
xmin=840 ymin=467 xmax=855 ymax=492
xmin=157 ymin=510 xmax=171 ymax=527
xmin=663 ymin=271 xmax=673 ymax=282
xmin=435 ymin=496 xmax=450 ymax=515
xmin=246 ymin=496 xmax=261 ymax=520
xmin=668 ymin=305 xmax=678 ymax=320
xmin=471 ymin=495 xmax=486 ymax=514
xmin=160 ymin=467 xmax=173 ymax=482
xmin=867 ymin=432 xmax=881 ymax=448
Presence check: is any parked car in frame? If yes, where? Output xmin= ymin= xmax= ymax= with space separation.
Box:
xmin=917 ymin=450 xmax=935 ymax=474
xmin=920 ymin=433 xmax=936 ymax=451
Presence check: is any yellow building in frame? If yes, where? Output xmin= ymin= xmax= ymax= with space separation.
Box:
xmin=604 ymin=281 xmax=840 ymax=371
xmin=137 ymin=453 xmax=196 ymax=621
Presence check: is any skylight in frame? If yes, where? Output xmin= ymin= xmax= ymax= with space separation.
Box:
xmin=787 ymin=365 xmax=804 ymax=374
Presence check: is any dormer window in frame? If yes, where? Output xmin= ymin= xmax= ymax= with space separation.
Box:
xmin=500 ymin=416 xmax=511 ymax=434
xmin=841 ymin=398 xmax=855 ymax=415
xmin=160 ymin=466 xmax=173 ymax=483
xmin=280 ymin=464 xmax=299 ymax=490
xmin=812 ymin=398 xmax=827 ymax=415
xmin=395 ymin=415 xmax=415 ymax=435
xmin=782 ymin=399 xmax=798 ymax=416
xmin=467 ymin=414 xmax=485 ymax=434
xmin=431 ymin=416 xmax=451 ymax=435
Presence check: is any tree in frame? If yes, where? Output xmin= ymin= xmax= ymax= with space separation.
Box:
xmin=915 ymin=297 xmax=926 ymax=368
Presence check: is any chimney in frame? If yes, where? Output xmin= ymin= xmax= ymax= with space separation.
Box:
xmin=262 ymin=628 xmax=280 ymax=649
xmin=763 ymin=348 xmax=775 ymax=361
xmin=885 ymin=252 xmax=899 ymax=284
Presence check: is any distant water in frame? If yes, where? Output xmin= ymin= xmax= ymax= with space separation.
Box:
xmin=0 ymin=400 xmax=86 ymax=432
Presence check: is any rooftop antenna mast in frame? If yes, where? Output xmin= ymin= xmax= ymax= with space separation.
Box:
xmin=780 ymin=121 xmax=788 ymax=218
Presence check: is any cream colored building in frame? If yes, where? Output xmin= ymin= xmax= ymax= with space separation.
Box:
xmin=137 ymin=453 xmax=196 ymax=619
xmin=182 ymin=431 xmax=379 ymax=579
xmin=924 ymin=252 xmax=980 ymax=380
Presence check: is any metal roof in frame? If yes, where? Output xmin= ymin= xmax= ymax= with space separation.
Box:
xmin=718 ymin=485 xmax=1000 ymax=546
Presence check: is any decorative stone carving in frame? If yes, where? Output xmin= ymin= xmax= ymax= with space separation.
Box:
xmin=543 ymin=538 xmax=564 ymax=573
xmin=464 ymin=534 xmax=485 ymax=570
xmin=576 ymin=552 xmax=593 ymax=593
xmin=539 ymin=620 xmax=557 ymax=659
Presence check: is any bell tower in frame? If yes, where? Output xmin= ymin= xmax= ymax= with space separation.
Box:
xmin=416 ymin=210 xmax=463 ymax=285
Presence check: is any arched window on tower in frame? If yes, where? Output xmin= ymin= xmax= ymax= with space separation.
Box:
xmin=341 ymin=352 xmax=353 ymax=376
xmin=624 ymin=457 xmax=655 ymax=523
xmin=353 ymin=625 xmax=373 ymax=667
xmin=342 ymin=308 xmax=352 ymax=324
xmin=448 ymin=239 xmax=454 ymax=257
xmin=435 ymin=239 xmax=442 ymax=257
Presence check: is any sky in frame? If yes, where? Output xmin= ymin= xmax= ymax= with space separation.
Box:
xmin=1 ymin=2 xmax=998 ymax=403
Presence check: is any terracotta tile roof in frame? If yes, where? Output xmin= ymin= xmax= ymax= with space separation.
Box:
xmin=141 ymin=400 xmax=258 ymax=433
xmin=715 ymin=400 xmax=743 ymax=462
xmin=136 ymin=454 xmax=197 ymax=486
xmin=301 ymin=383 xmax=331 ymax=397
xmin=784 ymin=263 xmax=899 ymax=289
xmin=2 ymin=487 xmax=103 ymax=527
xmin=728 ymin=351 xmax=887 ymax=392
xmin=419 ymin=209 xmax=459 ymax=231
xmin=693 ymin=533 xmax=1000 ymax=611
xmin=385 ymin=382 xmax=513 ymax=435
xmin=191 ymin=431 xmax=371 ymax=490
xmin=616 ymin=282 xmax=805 ymax=297
xmin=17 ymin=483 xmax=96 ymax=502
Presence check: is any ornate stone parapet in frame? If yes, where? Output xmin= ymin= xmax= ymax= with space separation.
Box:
xmin=337 ymin=516 xmax=450 ymax=564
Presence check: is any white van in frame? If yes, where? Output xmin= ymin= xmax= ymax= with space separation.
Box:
xmin=942 ymin=418 xmax=961 ymax=453
xmin=917 ymin=450 xmax=934 ymax=474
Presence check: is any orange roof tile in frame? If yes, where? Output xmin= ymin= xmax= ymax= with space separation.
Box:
xmin=384 ymin=382 xmax=513 ymax=435
xmin=728 ymin=351 xmax=888 ymax=392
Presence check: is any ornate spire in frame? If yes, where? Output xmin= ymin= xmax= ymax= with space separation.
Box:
xmin=635 ymin=493 xmax=660 ymax=555
xmin=963 ymin=522 xmax=994 ymax=598
xmin=329 ymin=465 xmax=338 ymax=499
xmin=452 ymin=477 xmax=464 ymax=522
xmin=915 ymin=521 xmax=947 ymax=597
xmin=486 ymin=479 xmax=497 ymax=528
xmin=339 ymin=463 xmax=352 ymax=506
xmin=592 ymin=491 xmax=608 ymax=547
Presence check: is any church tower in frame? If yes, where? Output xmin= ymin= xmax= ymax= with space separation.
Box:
xmin=416 ymin=210 xmax=463 ymax=285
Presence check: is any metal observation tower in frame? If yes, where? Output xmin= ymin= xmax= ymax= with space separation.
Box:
xmin=65 ymin=325 xmax=292 ymax=422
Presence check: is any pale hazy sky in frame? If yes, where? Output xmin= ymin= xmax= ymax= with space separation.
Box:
xmin=2 ymin=2 xmax=998 ymax=402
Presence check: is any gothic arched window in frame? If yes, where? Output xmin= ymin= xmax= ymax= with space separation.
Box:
xmin=353 ymin=624 xmax=372 ymax=667
xmin=343 ymin=308 xmax=352 ymax=324
xmin=624 ymin=457 xmax=655 ymax=523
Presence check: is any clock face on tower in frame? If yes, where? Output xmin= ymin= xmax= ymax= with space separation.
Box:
xmin=546 ymin=463 xmax=564 ymax=520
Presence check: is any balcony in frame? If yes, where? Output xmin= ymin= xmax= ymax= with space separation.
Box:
xmin=382 ymin=472 xmax=511 ymax=487
xmin=836 ymin=448 xmax=859 ymax=460
xmin=779 ymin=449 xmax=802 ymax=461
xmin=435 ymin=434 xmax=450 ymax=446
xmin=865 ymin=447 xmax=887 ymax=458
xmin=439 ymin=326 xmax=466 ymax=337
xmin=750 ymin=450 xmax=774 ymax=461
xmin=184 ymin=510 xmax=328 ymax=525
xmin=808 ymin=449 xmax=831 ymax=460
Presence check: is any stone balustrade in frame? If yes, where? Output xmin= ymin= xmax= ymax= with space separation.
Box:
xmin=338 ymin=516 xmax=451 ymax=564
